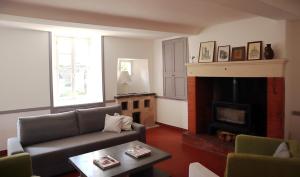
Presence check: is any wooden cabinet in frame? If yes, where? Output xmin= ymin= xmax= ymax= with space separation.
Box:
xmin=115 ymin=93 xmax=156 ymax=127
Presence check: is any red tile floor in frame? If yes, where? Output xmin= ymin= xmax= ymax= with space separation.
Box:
xmin=60 ymin=125 xmax=226 ymax=177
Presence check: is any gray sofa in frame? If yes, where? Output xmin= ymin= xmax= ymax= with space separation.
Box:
xmin=7 ymin=105 xmax=146 ymax=177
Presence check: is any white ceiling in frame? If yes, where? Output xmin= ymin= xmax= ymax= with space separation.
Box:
xmin=211 ymin=0 xmax=300 ymax=20
xmin=0 ymin=14 xmax=185 ymax=39
xmin=0 ymin=0 xmax=299 ymax=38
xmin=1 ymin=0 xmax=254 ymax=27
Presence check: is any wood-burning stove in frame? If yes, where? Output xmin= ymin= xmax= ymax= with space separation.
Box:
xmin=209 ymin=102 xmax=251 ymax=134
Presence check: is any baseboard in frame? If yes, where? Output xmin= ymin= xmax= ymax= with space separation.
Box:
xmin=155 ymin=122 xmax=187 ymax=131
xmin=0 ymin=150 xmax=7 ymax=156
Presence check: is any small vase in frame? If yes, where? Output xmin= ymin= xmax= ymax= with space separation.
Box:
xmin=264 ymin=44 xmax=274 ymax=59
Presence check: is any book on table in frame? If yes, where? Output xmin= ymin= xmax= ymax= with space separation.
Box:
xmin=93 ymin=155 xmax=120 ymax=170
xmin=125 ymin=145 xmax=151 ymax=158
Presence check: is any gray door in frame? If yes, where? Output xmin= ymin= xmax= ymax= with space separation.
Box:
xmin=163 ymin=37 xmax=188 ymax=99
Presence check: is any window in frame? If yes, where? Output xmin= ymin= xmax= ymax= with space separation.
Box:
xmin=118 ymin=59 xmax=132 ymax=75
xmin=51 ymin=34 xmax=103 ymax=107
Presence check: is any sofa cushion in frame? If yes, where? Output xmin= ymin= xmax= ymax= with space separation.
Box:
xmin=18 ymin=111 xmax=79 ymax=146
xmin=103 ymin=114 xmax=122 ymax=133
xmin=273 ymin=142 xmax=290 ymax=158
xmin=114 ymin=113 xmax=133 ymax=131
xmin=76 ymin=105 xmax=122 ymax=134
xmin=24 ymin=130 xmax=140 ymax=176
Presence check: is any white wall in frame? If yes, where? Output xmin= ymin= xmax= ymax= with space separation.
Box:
xmin=152 ymin=17 xmax=287 ymax=130
xmin=0 ymin=26 xmax=50 ymax=111
xmin=286 ymin=20 xmax=300 ymax=140
xmin=0 ymin=26 xmax=51 ymax=150
xmin=104 ymin=37 xmax=153 ymax=100
xmin=156 ymin=98 xmax=188 ymax=128
xmin=189 ymin=17 xmax=286 ymax=60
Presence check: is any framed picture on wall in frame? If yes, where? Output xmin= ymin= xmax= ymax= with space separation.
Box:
xmin=231 ymin=47 xmax=246 ymax=61
xmin=198 ymin=41 xmax=215 ymax=62
xmin=247 ymin=41 xmax=262 ymax=60
xmin=217 ymin=45 xmax=230 ymax=62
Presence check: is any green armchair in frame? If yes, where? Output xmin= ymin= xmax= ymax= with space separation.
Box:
xmin=0 ymin=153 xmax=34 ymax=177
xmin=225 ymin=135 xmax=300 ymax=177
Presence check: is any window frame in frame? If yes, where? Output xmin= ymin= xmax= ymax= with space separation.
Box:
xmin=118 ymin=59 xmax=133 ymax=75
xmin=49 ymin=33 xmax=105 ymax=113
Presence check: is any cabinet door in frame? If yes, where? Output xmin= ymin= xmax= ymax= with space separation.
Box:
xmin=163 ymin=37 xmax=188 ymax=99
xmin=163 ymin=40 xmax=175 ymax=97
xmin=174 ymin=38 xmax=187 ymax=99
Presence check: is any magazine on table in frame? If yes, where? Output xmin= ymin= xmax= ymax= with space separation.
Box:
xmin=93 ymin=155 xmax=120 ymax=170
xmin=126 ymin=145 xmax=151 ymax=158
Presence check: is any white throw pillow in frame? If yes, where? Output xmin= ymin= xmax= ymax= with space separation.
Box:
xmin=114 ymin=113 xmax=133 ymax=131
xmin=273 ymin=142 xmax=290 ymax=158
xmin=102 ymin=114 xmax=122 ymax=133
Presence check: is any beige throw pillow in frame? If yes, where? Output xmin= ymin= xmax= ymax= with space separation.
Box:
xmin=114 ymin=113 xmax=133 ymax=131
xmin=273 ymin=142 xmax=290 ymax=158
xmin=102 ymin=114 xmax=122 ymax=133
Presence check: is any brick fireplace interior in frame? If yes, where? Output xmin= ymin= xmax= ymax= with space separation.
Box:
xmin=187 ymin=76 xmax=284 ymax=139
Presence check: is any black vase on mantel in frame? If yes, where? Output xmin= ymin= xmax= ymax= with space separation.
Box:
xmin=264 ymin=44 xmax=274 ymax=59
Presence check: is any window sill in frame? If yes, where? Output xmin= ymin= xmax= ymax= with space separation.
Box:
xmin=156 ymin=96 xmax=187 ymax=102
xmin=51 ymin=102 xmax=105 ymax=113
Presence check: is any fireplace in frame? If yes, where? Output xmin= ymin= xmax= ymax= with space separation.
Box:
xmin=184 ymin=60 xmax=286 ymax=154
xmin=187 ymin=76 xmax=284 ymax=138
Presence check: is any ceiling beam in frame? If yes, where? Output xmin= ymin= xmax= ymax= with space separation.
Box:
xmin=210 ymin=0 xmax=300 ymax=20
xmin=0 ymin=1 xmax=202 ymax=34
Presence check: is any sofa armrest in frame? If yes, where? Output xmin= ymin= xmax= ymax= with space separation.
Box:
xmin=132 ymin=123 xmax=146 ymax=143
xmin=225 ymin=153 xmax=300 ymax=177
xmin=7 ymin=137 xmax=24 ymax=155
xmin=235 ymin=135 xmax=282 ymax=155
xmin=189 ymin=162 xmax=219 ymax=177
xmin=0 ymin=153 xmax=33 ymax=177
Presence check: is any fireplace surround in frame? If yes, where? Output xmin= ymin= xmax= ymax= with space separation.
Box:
xmin=186 ymin=59 xmax=287 ymax=138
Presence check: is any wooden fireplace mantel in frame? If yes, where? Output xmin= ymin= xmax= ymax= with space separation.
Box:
xmin=186 ymin=59 xmax=287 ymax=78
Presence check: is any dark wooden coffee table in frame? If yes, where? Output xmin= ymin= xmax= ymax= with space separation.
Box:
xmin=69 ymin=141 xmax=171 ymax=177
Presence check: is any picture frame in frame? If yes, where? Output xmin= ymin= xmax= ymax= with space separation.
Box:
xmin=231 ymin=47 xmax=246 ymax=61
xmin=217 ymin=45 xmax=230 ymax=62
xmin=198 ymin=41 xmax=216 ymax=62
xmin=247 ymin=41 xmax=262 ymax=60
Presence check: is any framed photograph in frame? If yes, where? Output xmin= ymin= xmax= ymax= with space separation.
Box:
xmin=231 ymin=47 xmax=246 ymax=61
xmin=198 ymin=41 xmax=215 ymax=62
xmin=217 ymin=45 xmax=230 ymax=62
xmin=247 ymin=41 xmax=262 ymax=60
